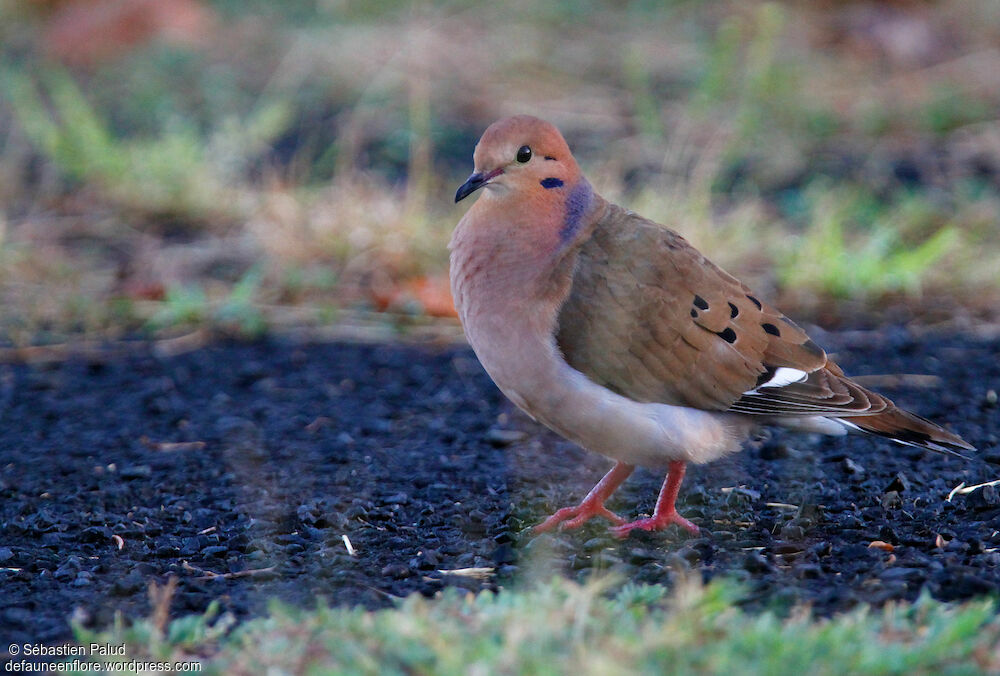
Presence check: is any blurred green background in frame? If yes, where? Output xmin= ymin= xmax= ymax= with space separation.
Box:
xmin=0 ymin=0 xmax=998 ymax=346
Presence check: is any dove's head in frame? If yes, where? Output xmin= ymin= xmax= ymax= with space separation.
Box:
xmin=455 ymin=115 xmax=582 ymax=203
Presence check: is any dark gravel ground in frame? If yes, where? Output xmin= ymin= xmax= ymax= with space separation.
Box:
xmin=1 ymin=325 xmax=999 ymax=648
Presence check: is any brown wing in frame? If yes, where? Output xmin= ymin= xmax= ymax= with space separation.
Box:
xmin=556 ymin=204 xmax=840 ymax=413
xmin=556 ymin=203 xmax=974 ymax=454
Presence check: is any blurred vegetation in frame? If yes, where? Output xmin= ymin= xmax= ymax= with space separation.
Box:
xmin=74 ymin=576 xmax=1000 ymax=674
xmin=0 ymin=0 xmax=999 ymax=344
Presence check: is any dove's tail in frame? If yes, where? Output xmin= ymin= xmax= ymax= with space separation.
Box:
xmin=838 ymin=408 xmax=975 ymax=460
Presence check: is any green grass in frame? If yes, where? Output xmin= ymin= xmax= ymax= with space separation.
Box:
xmin=146 ymin=265 xmax=267 ymax=336
xmin=776 ymin=184 xmax=962 ymax=301
xmin=0 ymin=66 xmax=292 ymax=222
xmin=70 ymin=577 xmax=999 ymax=675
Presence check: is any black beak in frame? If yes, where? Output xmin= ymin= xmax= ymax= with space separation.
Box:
xmin=454 ymin=169 xmax=502 ymax=203
xmin=455 ymin=172 xmax=487 ymax=203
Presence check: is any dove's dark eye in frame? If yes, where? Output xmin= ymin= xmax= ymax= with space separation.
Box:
xmin=516 ymin=145 xmax=532 ymax=163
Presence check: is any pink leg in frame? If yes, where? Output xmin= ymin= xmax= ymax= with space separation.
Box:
xmin=534 ymin=461 xmax=635 ymax=532
xmin=610 ymin=461 xmax=698 ymax=538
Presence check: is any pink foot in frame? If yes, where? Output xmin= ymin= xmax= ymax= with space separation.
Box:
xmin=609 ymin=460 xmax=698 ymax=538
xmin=609 ymin=510 xmax=699 ymax=538
xmin=534 ymin=501 xmax=625 ymax=532
xmin=533 ymin=461 xmax=634 ymax=533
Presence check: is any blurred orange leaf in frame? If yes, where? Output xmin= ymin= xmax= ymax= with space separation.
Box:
xmin=41 ymin=0 xmax=215 ymax=66
xmin=868 ymin=540 xmax=895 ymax=552
xmin=370 ymin=275 xmax=457 ymax=318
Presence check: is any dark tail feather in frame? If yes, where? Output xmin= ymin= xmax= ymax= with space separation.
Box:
xmin=847 ymin=408 xmax=976 ymax=460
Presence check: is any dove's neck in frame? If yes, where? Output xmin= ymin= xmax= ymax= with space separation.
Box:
xmin=449 ymin=187 xmax=625 ymax=449
xmin=449 ymin=178 xmax=602 ymax=400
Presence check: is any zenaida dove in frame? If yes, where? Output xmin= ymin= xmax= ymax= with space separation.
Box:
xmin=449 ymin=115 xmax=974 ymax=538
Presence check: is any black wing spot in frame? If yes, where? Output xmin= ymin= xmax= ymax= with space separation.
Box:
xmin=717 ymin=327 xmax=737 ymax=343
xmin=747 ymin=295 xmax=762 ymax=310
xmin=762 ymin=323 xmax=781 ymax=336
xmin=728 ymin=302 xmax=739 ymax=318
xmin=693 ymin=295 xmax=709 ymax=310
xmin=690 ymin=308 xmax=698 ymax=318
xmin=755 ymin=365 xmax=777 ymax=387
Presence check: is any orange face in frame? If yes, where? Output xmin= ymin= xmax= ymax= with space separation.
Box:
xmin=455 ymin=115 xmax=580 ymax=203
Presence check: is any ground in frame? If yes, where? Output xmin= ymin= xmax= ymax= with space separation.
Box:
xmin=1 ymin=324 xmax=998 ymax=647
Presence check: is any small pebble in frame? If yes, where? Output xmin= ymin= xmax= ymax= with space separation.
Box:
xmin=881 ymin=491 xmax=902 ymax=510
xmin=120 ymin=465 xmax=152 ymax=480
xmin=742 ymin=552 xmax=774 ymax=574
xmin=380 ymin=563 xmax=412 ymax=580
xmin=883 ymin=472 xmax=910 ymax=493
xmin=968 ymin=485 xmax=1000 ymax=510
xmin=484 ymin=429 xmax=527 ymax=447
xmin=843 ymin=458 xmax=866 ymax=478
xmin=759 ymin=442 xmax=791 ymax=460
